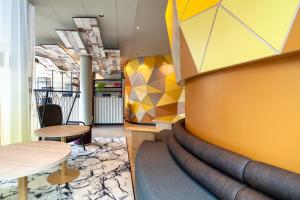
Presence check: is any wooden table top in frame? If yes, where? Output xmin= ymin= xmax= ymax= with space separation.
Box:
xmin=0 ymin=141 xmax=71 ymax=180
xmin=125 ymin=125 xmax=160 ymax=133
xmin=34 ymin=125 xmax=90 ymax=138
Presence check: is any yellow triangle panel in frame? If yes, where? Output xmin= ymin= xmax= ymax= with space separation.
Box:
xmin=180 ymin=6 xmax=217 ymax=72
xmin=165 ymin=77 xmax=181 ymax=91
xmin=139 ymin=65 xmax=153 ymax=82
xmin=176 ymin=0 xmax=189 ymax=21
xmin=142 ymin=103 xmax=153 ymax=112
xmin=166 ymin=89 xmax=183 ymax=101
xmin=181 ymin=0 xmax=219 ymax=22
xmin=134 ymin=88 xmax=147 ymax=101
xmin=130 ymin=102 xmax=140 ymax=114
xmin=136 ymin=104 xmax=145 ymax=114
xmin=156 ymin=94 xmax=178 ymax=106
xmin=144 ymin=56 xmax=155 ymax=67
xmin=165 ymin=0 xmax=173 ymax=47
xmin=283 ymin=10 xmax=300 ymax=53
xmin=126 ymin=59 xmax=139 ymax=75
xmin=202 ymin=7 xmax=275 ymax=72
xmin=142 ymin=95 xmax=154 ymax=106
xmin=147 ymin=86 xmax=162 ymax=94
xmin=178 ymin=89 xmax=185 ymax=102
xmin=221 ymin=0 xmax=299 ymax=51
xmin=166 ymin=72 xmax=177 ymax=82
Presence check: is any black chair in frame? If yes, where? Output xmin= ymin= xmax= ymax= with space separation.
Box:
xmin=38 ymin=104 xmax=87 ymax=151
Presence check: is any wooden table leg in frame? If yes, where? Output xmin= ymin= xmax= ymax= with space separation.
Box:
xmin=47 ymin=136 xmax=79 ymax=185
xmin=18 ymin=176 xmax=27 ymax=200
xmin=61 ymin=137 xmax=67 ymax=177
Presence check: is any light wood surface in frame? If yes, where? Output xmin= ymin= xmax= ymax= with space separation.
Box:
xmin=125 ymin=125 xmax=160 ymax=133
xmin=0 ymin=141 xmax=71 ymax=180
xmin=34 ymin=125 xmax=90 ymax=138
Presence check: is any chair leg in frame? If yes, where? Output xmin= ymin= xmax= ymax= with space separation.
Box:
xmin=81 ymin=136 xmax=86 ymax=151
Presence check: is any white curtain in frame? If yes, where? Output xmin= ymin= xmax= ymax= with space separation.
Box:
xmin=0 ymin=0 xmax=35 ymax=145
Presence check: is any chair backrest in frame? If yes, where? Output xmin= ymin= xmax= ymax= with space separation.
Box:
xmin=38 ymin=104 xmax=63 ymax=127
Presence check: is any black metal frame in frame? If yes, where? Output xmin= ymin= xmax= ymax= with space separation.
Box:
xmin=34 ymin=89 xmax=87 ymax=151
xmin=34 ymin=89 xmax=80 ymax=127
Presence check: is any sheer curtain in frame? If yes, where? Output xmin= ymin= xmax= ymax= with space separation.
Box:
xmin=0 ymin=0 xmax=35 ymax=145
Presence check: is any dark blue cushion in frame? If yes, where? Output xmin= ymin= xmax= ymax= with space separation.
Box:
xmin=135 ymin=141 xmax=217 ymax=200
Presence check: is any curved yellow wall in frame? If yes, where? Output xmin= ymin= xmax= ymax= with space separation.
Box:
xmin=185 ymin=52 xmax=300 ymax=173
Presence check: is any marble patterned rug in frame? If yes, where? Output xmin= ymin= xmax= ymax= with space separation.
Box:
xmin=0 ymin=137 xmax=135 ymax=200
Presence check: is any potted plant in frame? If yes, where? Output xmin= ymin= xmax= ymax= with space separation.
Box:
xmin=95 ymin=82 xmax=106 ymax=92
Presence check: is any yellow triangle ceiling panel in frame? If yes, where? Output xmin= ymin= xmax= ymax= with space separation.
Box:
xmin=221 ymin=0 xmax=300 ymax=51
xmin=176 ymin=0 xmax=189 ymax=21
xmin=165 ymin=0 xmax=173 ymax=47
xmin=202 ymin=7 xmax=275 ymax=72
xmin=180 ymin=6 xmax=217 ymax=72
xmin=181 ymin=0 xmax=219 ymax=22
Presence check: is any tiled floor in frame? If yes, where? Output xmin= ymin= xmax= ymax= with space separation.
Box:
xmin=92 ymin=123 xmax=157 ymax=188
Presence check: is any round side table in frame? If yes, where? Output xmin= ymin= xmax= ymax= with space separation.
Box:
xmin=34 ymin=125 xmax=90 ymax=185
xmin=0 ymin=141 xmax=71 ymax=200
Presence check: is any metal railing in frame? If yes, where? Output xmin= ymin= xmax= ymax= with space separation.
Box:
xmin=34 ymin=89 xmax=80 ymax=126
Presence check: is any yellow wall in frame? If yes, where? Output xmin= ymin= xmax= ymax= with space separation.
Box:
xmin=185 ymin=51 xmax=300 ymax=173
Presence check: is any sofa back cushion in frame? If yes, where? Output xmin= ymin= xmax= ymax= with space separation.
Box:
xmin=244 ymin=161 xmax=300 ymax=200
xmin=173 ymin=119 xmax=251 ymax=182
xmin=168 ymin=132 xmax=245 ymax=200
xmin=235 ymin=187 xmax=273 ymax=200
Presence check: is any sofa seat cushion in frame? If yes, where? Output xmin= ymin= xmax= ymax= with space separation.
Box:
xmin=135 ymin=141 xmax=217 ymax=200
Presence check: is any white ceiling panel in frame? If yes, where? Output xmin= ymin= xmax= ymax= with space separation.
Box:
xmin=31 ymin=0 xmax=170 ymax=60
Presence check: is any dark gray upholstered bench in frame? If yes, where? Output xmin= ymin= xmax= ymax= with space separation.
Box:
xmin=135 ymin=119 xmax=300 ymax=200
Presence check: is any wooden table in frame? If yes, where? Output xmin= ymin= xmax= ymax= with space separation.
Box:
xmin=34 ymin=125 xmax=90 ymax=185
xmin=0 ymin=141 xmax=71 ymax=200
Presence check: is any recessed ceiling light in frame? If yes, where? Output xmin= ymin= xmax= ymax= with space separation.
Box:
xmin=136 ymin=26 xmax=140 ymax=30
xmin=99 ymin=14 xmax=104 ymax=17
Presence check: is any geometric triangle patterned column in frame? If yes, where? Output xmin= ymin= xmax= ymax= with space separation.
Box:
xmin=125 ymin=55 xmax=185 ymax=124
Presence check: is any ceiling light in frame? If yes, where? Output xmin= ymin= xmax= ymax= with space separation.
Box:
xmin=136 ymin=26 xmax=140 ymax=30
